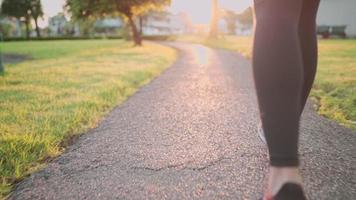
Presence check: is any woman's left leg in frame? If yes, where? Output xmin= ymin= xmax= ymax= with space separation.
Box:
xmin=299 ymin=0 xmax=321 ymax=114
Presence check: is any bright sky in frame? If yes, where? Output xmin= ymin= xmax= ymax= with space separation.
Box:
xmin=170 ymin=0 xmax=252 ymax=24
xmin=38 ymin=0 xmax=252 ymax=27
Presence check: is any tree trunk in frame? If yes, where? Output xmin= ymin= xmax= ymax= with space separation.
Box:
xmin=209 ymin=0 xmax=219 ymax=38
xmin=34 ymin=17 xmax=41 ymax=38
xmin=139 ymin=16 xmax=143 ymax=36
xmin=127 ymin=14 xmax=142 ymax=46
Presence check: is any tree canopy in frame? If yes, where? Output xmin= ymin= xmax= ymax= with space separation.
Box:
xmin=0 ymin=0 xmax=43 ymax=38
xmin=222 ymin=9 xmax=238 ymax=35
xmin=0 ymin=0 xmax=27 ymax=19
xmin=66 ymin=0 xmax=171 ymax=45
xmin=236 ymin=7 xmax=253 ymax=27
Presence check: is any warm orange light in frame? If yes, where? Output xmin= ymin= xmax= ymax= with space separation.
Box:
xmin=169 ymin=0 xmax=252 ymax=24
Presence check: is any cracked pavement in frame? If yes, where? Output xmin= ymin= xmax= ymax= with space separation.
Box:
xmin=9 ymin=42 xmax=356 ymax=200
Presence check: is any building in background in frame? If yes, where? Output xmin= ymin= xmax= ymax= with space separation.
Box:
xmin=48 ymin=13 xmax=68 ymax=36
xmin=317 ymin=0 xmax=356 ymax=37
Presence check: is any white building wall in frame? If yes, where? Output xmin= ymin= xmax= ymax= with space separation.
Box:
xmin=317 ymin=0 xmax=356 ymax=36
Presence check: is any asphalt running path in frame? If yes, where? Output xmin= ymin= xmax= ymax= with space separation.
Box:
xmin=10 ymin=42 xmax=355 ymax=200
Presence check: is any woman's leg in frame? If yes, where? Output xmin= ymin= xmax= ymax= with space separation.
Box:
xmin=253 ymin=0 xmax=305 ymax=198
xmin=253 ymin=0 xmax=304 ymax=167
xmin=253 ymin=0 xmax=321 ymax=198
xmin=299 ymin=0 xmax=320 ymax=114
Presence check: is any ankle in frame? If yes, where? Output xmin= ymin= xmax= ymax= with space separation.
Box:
xmin=270 ymin=166 xmax=302 ymax=181
xmin=267 ymin=166 xmax=303 ymax=196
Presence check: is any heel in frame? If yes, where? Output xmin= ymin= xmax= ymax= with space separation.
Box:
xmin=273 ymin=183 xmax=307 ymax=200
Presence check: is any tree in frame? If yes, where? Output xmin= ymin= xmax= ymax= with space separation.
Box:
xmin=0 ymin=0 xmax=28 ymax=38
xmin=209 ymin=0 xmax=219 ymax=38
xmin=223 ymin=10 xmax=237 ymax=35
xmin=76 ymin=19 xmax=95 ymax=37
xmin=0 ymin=22 xmax=12 ymax=37
xmin=0 ymin=0 xmax=25 ymax=20
xmin=236 ymin=7 xmax=253 ymax=27
xmin=1 ymin=0 xmax=43 ymax=39
xmin=222 ymin=9 xmax=238 ymax=35
xmin=66 ymin=0 xmax=171 ymax=46
xmin=29 ymin=0 xmax=44 ymax=38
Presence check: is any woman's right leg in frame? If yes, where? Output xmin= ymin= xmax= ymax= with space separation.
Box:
xmin=252 ymin=0 xmax=305 ymax=198
xmin=253 ymin=0 xmax=303 ymax=168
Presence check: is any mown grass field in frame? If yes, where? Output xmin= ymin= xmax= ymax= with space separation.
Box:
xmin=177 ymin=35 xmax=356 ymax=130
xmin=0 ymin=40 xmax=176 ymax=198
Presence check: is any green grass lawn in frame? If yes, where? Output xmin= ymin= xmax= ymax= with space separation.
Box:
xmin=177 ymin=35 xmax=356 ymax=130
xmin=0 ymin=40 xmax=176 ymax=198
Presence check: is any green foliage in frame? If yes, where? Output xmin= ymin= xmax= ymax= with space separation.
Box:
xmin=76 ymin=19 xmax=96 ymax=37
xmin=236 ymin=7 xmax=253 ymax=26
xmin=0 ymin=39 xmax=177 ymax=198
xmin=220 ymin=7 xmax=253 ymax=36
xmin=66 ymin=0 xmax=171 ymax=45
xmin=2 ymin=0 xmax=44 ymax=21
xmin=0 ymin=23 xmax=12 ymax=38
xmin=66 ymin=0 xmax=171 ymax=19
xmin=29 ymin=0 xmax=44 ymax=38
xmin=222 ymin=9 xmax=239 ymax=35
xmin=0 ymin=0 xmax=44 ymax=38
xmin=0 ymin=0 xmax=26 ymax=19
xmin=28 ymin=0 xmax=43 ymax=19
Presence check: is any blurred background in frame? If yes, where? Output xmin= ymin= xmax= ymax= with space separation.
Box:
xmin=0 ymin=0 xmax=355 ymax=41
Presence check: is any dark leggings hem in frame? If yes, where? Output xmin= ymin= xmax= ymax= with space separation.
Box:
xmin=270 ymin=157 xmax=299 ymax=167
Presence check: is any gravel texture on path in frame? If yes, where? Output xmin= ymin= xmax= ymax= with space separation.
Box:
xmin=9 ymin=42 xmax=355 ymax=200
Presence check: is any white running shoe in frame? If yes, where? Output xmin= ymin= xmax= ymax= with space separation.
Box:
xmin=258 ymin=122 xmax=267 ymax=144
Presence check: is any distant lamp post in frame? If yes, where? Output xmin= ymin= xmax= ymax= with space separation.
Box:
xmin=0 ymin=33 xmax=4 ymax=75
